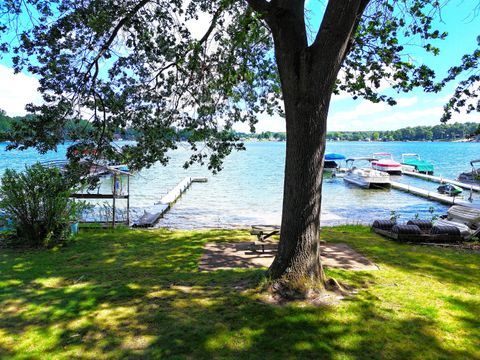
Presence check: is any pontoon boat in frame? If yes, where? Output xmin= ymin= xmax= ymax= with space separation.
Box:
xmin=343 ymin=157 xmax=391 ymax=189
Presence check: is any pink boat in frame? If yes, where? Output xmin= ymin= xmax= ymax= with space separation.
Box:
xmin=371 ymin=153 xmax=402 ymax=174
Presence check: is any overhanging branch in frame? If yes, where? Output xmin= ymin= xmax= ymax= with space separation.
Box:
xmin=245 ymin=0 xmax=270 ymax=13
xmin=310 ymin=0 xmax=370 ymax=61
xmin=340 ymin=0 xmax=370 ymax=63
xmin=198 ymin=5 xmax=225 ymax=45
xmin=83 ymin=0 xmax=151 ymax=84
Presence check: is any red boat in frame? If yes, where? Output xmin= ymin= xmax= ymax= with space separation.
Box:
xmin=371 ymin=153 xmax=402 ymax=175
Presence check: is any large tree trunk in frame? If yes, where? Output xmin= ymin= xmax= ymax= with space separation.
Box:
xmin=262 ymin=0 xmax=370 ymax=290
xmin=268 ymin=82 xmax=331 ymax=286
xmin=243 ymin=0 xmax=372 ymax=292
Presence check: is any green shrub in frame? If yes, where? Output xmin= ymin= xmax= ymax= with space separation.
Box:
xmin=0 ymin=163 xmax=84 ymax=248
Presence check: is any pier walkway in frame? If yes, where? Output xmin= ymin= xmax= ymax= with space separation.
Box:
xmin=133 ymin=177 xmax=207 ymax=227
xmin=390 ymin=181 xmax=478 ymax=208
xmin=402 ymin=170 xmax=480 ymax=192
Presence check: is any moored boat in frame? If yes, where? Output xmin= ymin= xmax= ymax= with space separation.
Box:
xmin=401 ymin=153 xmax=434 ymax=174
xmin=371 ymin=152 xmax=402 ymax=174
xmin=343 ymin=157 xmax=391 ymax=189
xmin=323 ymin=153 xmax=346 ymax=178
xmin=457 ymin=159 xmax=480 ymax=185
xmin=437 ymin=183 xmax=463 ymax=196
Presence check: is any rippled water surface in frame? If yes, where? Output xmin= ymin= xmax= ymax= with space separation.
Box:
xmin=1 ymin=141 xmax=479 ymax=228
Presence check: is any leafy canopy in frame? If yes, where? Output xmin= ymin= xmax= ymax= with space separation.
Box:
xmin=0 ymin=0 xmax=478 ymax=172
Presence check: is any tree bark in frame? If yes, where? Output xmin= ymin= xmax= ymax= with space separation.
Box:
xmin=268 ymin=93 xmax=329 ymax=285
xmin=260 ymin=0 xmax=371 ymax=289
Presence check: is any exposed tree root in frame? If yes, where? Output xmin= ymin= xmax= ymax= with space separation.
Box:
xmin=263 ymin=276 xmax=353 ymax=306
xmin=325 ymin=277 xmax=350 ymax=295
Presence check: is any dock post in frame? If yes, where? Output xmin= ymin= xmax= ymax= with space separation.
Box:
xmin=112 ymin=173 xmax=116 ymax=228
xmin=127 ymin=175 xmax=130 ymax=225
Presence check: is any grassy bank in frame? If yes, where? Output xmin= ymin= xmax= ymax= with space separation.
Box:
xmin=0 ymin=226 xmax=478 ymax=359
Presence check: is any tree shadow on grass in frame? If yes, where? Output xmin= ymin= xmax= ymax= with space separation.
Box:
xmin=442 ymin=296 xmax=480 ymax=346
xmin=321 ymin=226 xmax=480 ymax=289
xmin=0 ymin=228 xmax=478 ymax=359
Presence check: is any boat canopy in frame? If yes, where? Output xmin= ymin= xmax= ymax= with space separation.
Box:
xmin=470 ymin=159 xmax=480 ymax=166
xmin=325 ymin=153 xmax=346 ymax=161
xmin=40 ymin=159 xmax=133 ymax=176
xmin=402 ymin=158 xmax=434 ymax=173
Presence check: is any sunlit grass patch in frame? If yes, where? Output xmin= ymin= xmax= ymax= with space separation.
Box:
xmin=0 ymin=226 xmax=478 ymax=359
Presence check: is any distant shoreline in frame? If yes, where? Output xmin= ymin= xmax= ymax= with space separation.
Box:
xmin=240 ymin=138 xmax=480 ymax=143
xmin=2 ymin=138 xmax=480 ymax=146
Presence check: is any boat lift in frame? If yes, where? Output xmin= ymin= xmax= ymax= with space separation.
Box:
xmin=42 ymin=159 xmax=133 ymax=227
xmin=71 ymin=165 xmax=133 ymax=228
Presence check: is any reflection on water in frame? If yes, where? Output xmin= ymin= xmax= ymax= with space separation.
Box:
xmin=1 ymin=141 xmax=479 ymax=228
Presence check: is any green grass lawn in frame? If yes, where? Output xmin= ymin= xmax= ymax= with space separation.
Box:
xmin=0 ymin=226 xmax=478 ymax=359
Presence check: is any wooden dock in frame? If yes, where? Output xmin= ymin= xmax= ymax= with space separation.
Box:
xmin=390 ymin=181 xmax=476 ymax=207
xmin=155 ymin=177 xmax=207 ymax=205
xmin=132 ymin=177 xmax=207 ymax=227
xmin=402 ymin=171 xmax=480 ymax=192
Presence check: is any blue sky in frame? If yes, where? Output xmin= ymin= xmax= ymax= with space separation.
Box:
xmin=0 ymin=0 xmax=478 ymax=132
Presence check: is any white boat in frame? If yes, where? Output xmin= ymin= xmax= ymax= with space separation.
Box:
xmin=343 ymin=157 xmax=391 ymax=189
xmin=333 ymin=167 xmax=348 ymax=178
xmin=371 ymin=152 xmax=402 ymax=174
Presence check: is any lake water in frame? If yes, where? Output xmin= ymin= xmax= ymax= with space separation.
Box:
xmin=1 ymin=141 xmax=479 ymax=228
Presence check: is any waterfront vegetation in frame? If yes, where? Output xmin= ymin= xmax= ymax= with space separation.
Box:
xmin=242 ymin=122 xmax=480 ymax=142
xmin=0 ymin=164 xmax=85 ymax=248
xmin=0 ymin=110 xmax=139 ymax=142
xmin=0 ymin=226 xmax=478 ymax=359
xmin=2 ymin=109 xmax=478 ymax=144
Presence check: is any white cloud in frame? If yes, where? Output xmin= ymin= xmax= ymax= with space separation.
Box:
xmin=329 ymin=102 xmax=480 ymax=132
xmin=233 ymin=94 xmax=470 ymax=134
xmin=396 ymin=97 xmax=419 ymax=107
xmin=331 ymin=96 xmax=418 ymax=123
xmin=0 ymin=65 xmax=41 ymax=116
xmin=331 ymin=106 xmax=441 ymax=131
xmin=233 ymin=112 xmax=285 ymax=133
xmin=186 ymin=12 xmax=217 ymax=41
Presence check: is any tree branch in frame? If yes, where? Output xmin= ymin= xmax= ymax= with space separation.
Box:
xmin=198 ymin=5 xmax=225 ymax=45
xmin=310 ymin=0 xmax=370 ymax=61
xmin=339 ymin=0 xmax=370 ymax=63
xmin=310 ymin=0 xmax=370 ymax=57
xmin=83 ymin=0 xmax=151 ymax=83
xmin=245 ymin=0 xmax=270 ymax=13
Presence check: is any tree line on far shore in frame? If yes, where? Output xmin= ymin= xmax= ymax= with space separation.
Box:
xmin=0 ymin=109 xmax=140 ymax=142
xmin=0 ymin=109 xmax=14 ymax=140
xmin=1 ymin=109 xmax=477 ymax=143
xmin=241 ymin=122 xmax=480 ymax=142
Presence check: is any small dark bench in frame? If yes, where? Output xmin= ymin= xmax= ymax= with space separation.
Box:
xmin=249 ymin=225 xmax=280 ymax=253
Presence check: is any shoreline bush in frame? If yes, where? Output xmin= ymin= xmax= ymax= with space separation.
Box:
xmin=0 ymin=163 xmax=84 ymax=248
